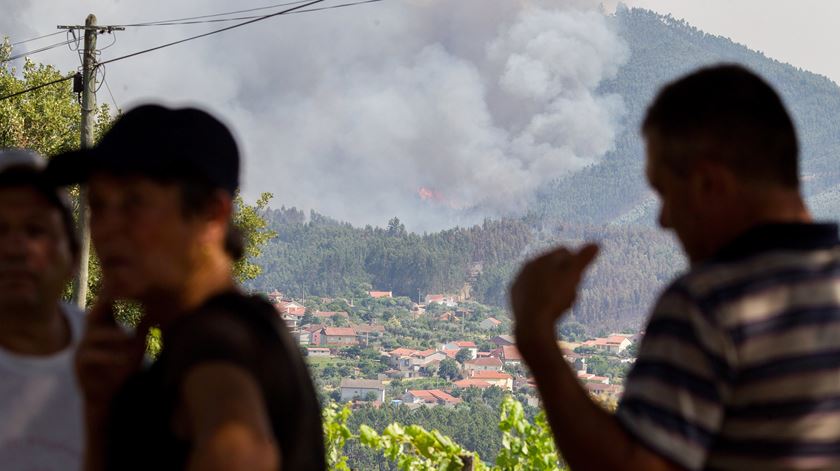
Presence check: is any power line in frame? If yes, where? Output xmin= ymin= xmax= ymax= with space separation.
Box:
xmin=2 ymin=39 xmax=75 ymax=63
xmin=97 ymin=0 xmax=325 ymax=67
xmin=291 ymin=0 xmax=385 ymax=16
xmin=0 ymin=74 xmax=76 ymax=102
xmin=103 ymin=75 xmax=119 ymax=110
xmin=8 ymin=30 xmax=64 ymax=46
xmin=120 ymin=0 xmax=315 ymax=26
xmin=1 ymin=0 xmax=384 ymax=101
xmin=117 ymin=0 xmax=385 ymax=27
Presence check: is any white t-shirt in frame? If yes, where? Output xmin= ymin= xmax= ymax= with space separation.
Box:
xmin=0 ymin=304 xmax=85 ymax=471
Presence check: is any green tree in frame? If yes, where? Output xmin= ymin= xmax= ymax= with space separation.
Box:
xmin=456 ymin=348 xmax=473 ymax=364
xmin=232 ymin=192 xmax=276 ymax=282
xmin=0 ymin=42 xmax=111 ymax=156
xmin=437 ymin=358 xmax=462 ymax=381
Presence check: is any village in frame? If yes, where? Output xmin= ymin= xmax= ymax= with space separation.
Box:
xmin=265 ymin=289 xmax=639 ymax=409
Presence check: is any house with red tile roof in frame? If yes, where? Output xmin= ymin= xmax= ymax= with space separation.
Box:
xmin=490 ymin=335 xmax=515 ymax=346
xmin=437 ymin=311 xmax=459 ymax=322
xmin=468 ymin=370 xmax=513 ymax=390
xmin=352 ymin=324 xmax=386 ymax=345
xmin=577 ymin=372 xmax=610 ymax=384
xmin=463 ymin=357 xmax=503 ymax=374
xmin=441 ymin=349 xmax=459 ymax=359
xmin=388 ymin=347 xmax=420 ymax=357
xmin=442 ymin=341 xmax=478 ymax=360
xmin=368 ymin=291 xmax=393 ymax=299
xmin=490 ymin=345 xmax=522 ymax=367
xmin=275 ymin=300 xmax=305 ymax=316
xmin=318 ymin=327 xmax=357 ymax=347
xmin=581 ymin=335 xmax=633 ymax=354
xmin=453 ymin=378 xmax=494 ymax=389
xmin=403 ymin=389 xmax=461 ymax=407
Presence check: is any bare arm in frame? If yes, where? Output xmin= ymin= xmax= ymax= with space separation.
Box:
xmin=181 ymin=362 xmax=281 ymax=471
xmin=512 ymin=245 xmax=685 ymax=471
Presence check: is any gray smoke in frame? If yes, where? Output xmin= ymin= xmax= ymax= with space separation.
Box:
xmin=3 ymin=0 xmax=628 ymax=230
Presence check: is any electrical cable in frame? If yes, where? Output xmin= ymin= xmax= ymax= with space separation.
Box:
xmin=120 ymin=0 xmax=314 ymax=26
xmin=117 ymin=0 xmax=384 ymax=27
xmin=8 ymin=30 xmax=64 ymax=46
xmin=103 ymin=73 xmax=119 ymax=110
xmin=2 ymin=39 xmax=75 ymax=63
xmin=1 ymin=0 xmax=384 ymax=100
xmin=96 ymin=0 xmax=324 ymax=67
xmin=0 ymin=74 xmax=75 ymax=102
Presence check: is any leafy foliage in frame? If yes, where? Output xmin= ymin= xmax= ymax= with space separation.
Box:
xmin=323 ymin=396 xmax=567 ymax=471
xmin=495 ymin=397 xmax=566 ymax=470
xmin=233 ymin=192 xmax=277 ymax=282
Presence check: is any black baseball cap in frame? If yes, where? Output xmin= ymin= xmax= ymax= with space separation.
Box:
xmin=46 ymin=104 xmax=240 ymax=194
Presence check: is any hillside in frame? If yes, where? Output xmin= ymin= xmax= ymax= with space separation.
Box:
xmin=249 ymin=7 xmax=840 ymax=333
xmin=535 ymin=6 xmax=840 ymax=226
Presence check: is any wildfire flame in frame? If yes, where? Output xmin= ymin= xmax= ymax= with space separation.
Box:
xmin=417 ymin=186 xmax=464 ymax=210
xmin=418 ymin=187 xmax=446 ymax=203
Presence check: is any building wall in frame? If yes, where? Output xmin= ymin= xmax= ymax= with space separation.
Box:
xmin=321 ymin=335 xmax=358 ymax=346
xmin=341 ymin=387 xmax=385 ymax=402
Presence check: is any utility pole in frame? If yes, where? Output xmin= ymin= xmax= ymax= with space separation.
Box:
xmin=74 ymin=14 xmax=97 ymax=308
xmin=59 ymin=15 xmax=122 ymax=308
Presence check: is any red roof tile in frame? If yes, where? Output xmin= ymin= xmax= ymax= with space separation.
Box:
xmin=322 ymin=327 xmax=357 ymax=336
xmin=453 ymin=379 xmax=493 ymax=389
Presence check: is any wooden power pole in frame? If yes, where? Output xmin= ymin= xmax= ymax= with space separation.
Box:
xmin=72 ymin=14 xmax=98 ymax=308
xmin=58 ymin=16 xmax=122 ymax=307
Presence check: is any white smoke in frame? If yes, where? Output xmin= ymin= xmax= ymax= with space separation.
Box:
xmin=2 ymin=0 xmax=628 ymax=230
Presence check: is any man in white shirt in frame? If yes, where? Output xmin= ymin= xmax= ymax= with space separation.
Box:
xmin=0 ymin=149 xmax=83 ymax=470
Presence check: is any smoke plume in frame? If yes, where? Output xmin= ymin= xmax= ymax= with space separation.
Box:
xmin=3 ymin=0 xmax=628 ymax=230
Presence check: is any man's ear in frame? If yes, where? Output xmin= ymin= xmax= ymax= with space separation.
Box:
xmin=199 ymin=190 xmax=234 ymax=245
xmin=207 ymin=189 xmax=234 ymax=224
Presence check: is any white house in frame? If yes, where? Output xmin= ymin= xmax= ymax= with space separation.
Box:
xmin=340 ymin=379 xmax=386 ymax=402
xmin=306 ymin=347 xmax=331 ymax=357
xmin=280 ymin=312 xmax=301 ymax=329
xmin=424 ymin=294 xmax=457 ymax=307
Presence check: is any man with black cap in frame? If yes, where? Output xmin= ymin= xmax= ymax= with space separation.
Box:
xmin=0 ymin=149 xmax=83 ymax=470
xmin=48 ymin=104 xmax=325 ymax=470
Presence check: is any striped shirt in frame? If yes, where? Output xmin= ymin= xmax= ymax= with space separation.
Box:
xmin=616 ymin=223 xmax=840 ymax=471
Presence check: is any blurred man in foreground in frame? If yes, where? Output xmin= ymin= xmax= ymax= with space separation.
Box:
xmin=0 ymin=149 xmax=82 ymax=470
xmin=48 ymin=105 xmax=325 ymax=470
xmin=512 ymin=64 xmax=839 ymax=470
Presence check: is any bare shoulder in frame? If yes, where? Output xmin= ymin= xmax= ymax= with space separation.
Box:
xmin=180 ymin=362 xmax=280 ymax=471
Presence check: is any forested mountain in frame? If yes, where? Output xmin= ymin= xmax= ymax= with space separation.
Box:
xmin=537 ymin=6 xmax=840 ymax=226
xmin=250 ymin=208 xmax=533 ymax=302
xmin=249 ymin=7 xmax=840 ymax=333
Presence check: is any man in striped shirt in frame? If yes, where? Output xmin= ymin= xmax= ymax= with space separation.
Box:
xmin=512 ymin=64 xmax=840 ymax=470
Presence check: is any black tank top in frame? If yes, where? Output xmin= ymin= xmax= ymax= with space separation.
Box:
xmin=104 ymin=292 xmax=326 ymax=470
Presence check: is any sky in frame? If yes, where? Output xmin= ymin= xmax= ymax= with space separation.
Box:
xmin=2 ymin=1 xmax=838 ymax=230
